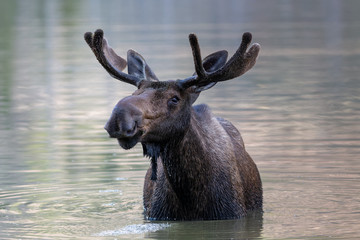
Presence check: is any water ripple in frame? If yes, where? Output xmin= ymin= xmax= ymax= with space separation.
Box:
xmin=94 ymin=223 xmax=171 ymax=236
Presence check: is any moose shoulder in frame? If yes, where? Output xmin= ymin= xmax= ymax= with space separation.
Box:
xmin=84 ymin=29 xmax=262 ymax=220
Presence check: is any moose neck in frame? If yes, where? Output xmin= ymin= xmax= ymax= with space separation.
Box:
xmin=143 ymin=105 xmax=220 ymax=206
xmin=164 ymin=122 xmax=212 ymax=202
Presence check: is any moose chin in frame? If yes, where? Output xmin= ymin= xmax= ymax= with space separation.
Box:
xmin=85 ymin=29 xmax=263 ymax=221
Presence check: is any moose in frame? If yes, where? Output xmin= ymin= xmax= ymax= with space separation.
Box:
xmin=84 ymin=29 xmax=262 ymax=220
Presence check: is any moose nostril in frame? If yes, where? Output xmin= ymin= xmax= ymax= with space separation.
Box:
xmin=125 ymin=121 xmax=137 ymax=136
xmin=119 ymin=120 xmax=137 ymax=138
xmin=126 ymin=128 xmax=133 ymax=135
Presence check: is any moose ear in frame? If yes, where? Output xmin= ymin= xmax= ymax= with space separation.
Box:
xmin=202 ymin=50 xmax=228 ymax=72
xmin=127 ymin=50 xmax=159 ymax=82
xmin=189 ymin=50 xmax=229 ymax=103
xmin=193 ymin=50 xmax=228 ymax=92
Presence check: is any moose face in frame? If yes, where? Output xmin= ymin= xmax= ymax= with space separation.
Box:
xmin=104 ymin=81 xmax=193 ymax=149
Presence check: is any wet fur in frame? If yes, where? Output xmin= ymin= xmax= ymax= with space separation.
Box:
xmin=143 ymin=104 xmax=262 ymax=220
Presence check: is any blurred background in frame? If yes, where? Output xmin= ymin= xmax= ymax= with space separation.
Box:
xmin=0 ymin=0 xmax=359 ymax=239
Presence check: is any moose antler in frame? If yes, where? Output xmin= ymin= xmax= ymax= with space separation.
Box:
xmin=84 ymin=29 xmax=142 ymax=87
xmin=178 ymin=32 xmax=260 ymax=92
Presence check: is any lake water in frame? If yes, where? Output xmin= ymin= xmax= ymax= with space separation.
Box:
xmin=0 ymin=0 xmax=359 ymax=239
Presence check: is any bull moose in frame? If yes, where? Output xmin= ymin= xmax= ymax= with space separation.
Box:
xmin=84 ymin=29 xmax=262 ymax=220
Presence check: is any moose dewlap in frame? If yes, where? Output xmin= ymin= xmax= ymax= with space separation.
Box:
xmin=85 ymin=29 xmax=262 ymax=220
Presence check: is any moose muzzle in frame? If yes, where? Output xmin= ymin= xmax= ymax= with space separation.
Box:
xmin=104 ymin=97 xmax=144 ymax=149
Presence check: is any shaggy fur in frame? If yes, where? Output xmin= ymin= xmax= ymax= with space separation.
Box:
xmin=142 ymin=104 xmax=262 ymax=220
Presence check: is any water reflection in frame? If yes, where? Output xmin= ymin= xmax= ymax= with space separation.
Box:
xmin=94 ymin=211 xmax=263 ymax=239
xmin=147 ymin=211 xmax=263 ymax=239
xmin=0 ymin=0 xmax=360 ymax=239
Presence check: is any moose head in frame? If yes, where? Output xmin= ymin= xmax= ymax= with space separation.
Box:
xmin=84 ymin=29 xmax=260 ymax=151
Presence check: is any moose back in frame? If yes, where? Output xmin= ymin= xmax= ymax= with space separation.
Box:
xmin=84 ymin=29 xmax=262 ymax=220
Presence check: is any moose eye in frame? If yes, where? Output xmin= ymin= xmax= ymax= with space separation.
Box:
xmin=168 ymin=96 xmax=180 ymax=107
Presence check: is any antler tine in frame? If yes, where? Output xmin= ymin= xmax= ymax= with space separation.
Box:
xmin=189 ymin=33 xmax=206 ymax=79
xmin=84 ymin=29 xmax=142 ymax=87
xmin=179 ymin=32 xmax=260 ymax=90
xmin=211 ymin=32 xmax=260 ymax=81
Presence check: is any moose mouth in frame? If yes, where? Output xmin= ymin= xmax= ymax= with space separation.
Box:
xmin=116 ymin=130 xmax=143 ymax=150
xmin=105 ymin=118 xmax=145 ymax=150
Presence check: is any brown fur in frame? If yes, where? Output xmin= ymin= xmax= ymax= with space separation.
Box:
xmin=141 ymin=102 xmax=262 ymax=220
xmin=84 ymin=29 xmax=263 ymax=220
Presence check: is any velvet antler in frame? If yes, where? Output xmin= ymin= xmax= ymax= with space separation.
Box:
xmin=84 ymin=29 xmax=143 ymax=87
xmin=177 ymin=32 xmax=260 ymax=92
